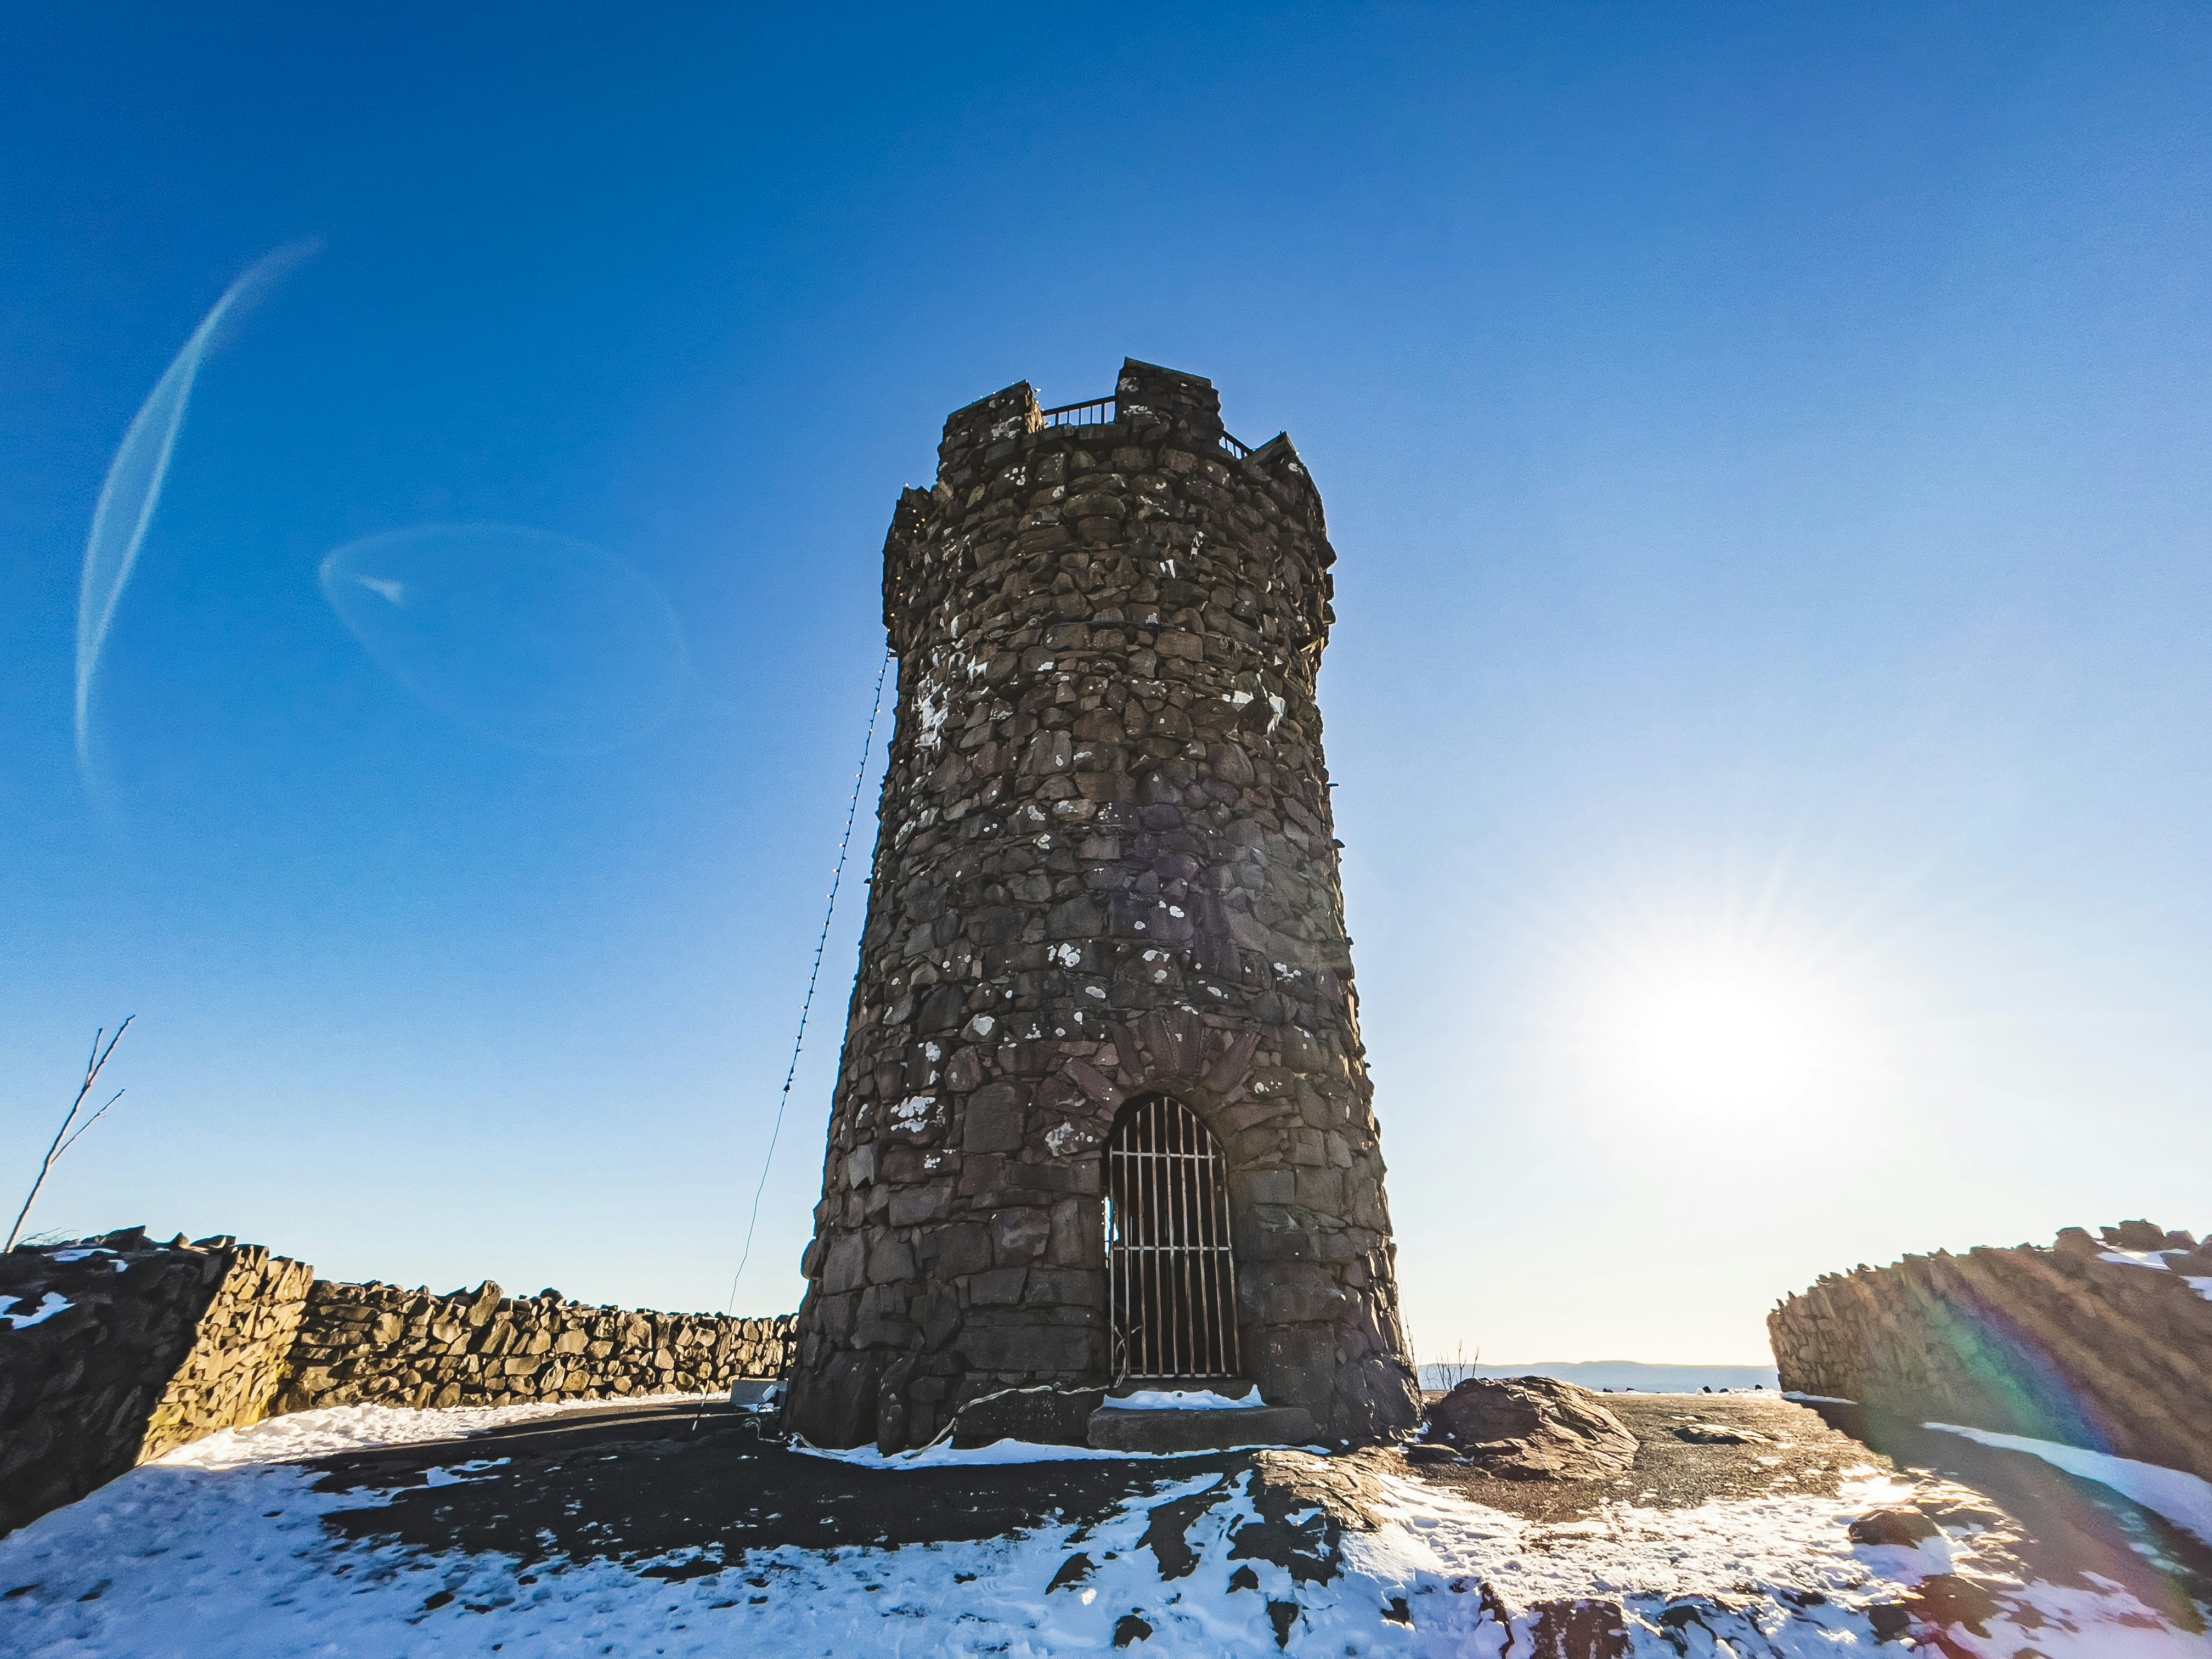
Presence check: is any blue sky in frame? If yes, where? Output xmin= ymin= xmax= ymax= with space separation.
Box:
xmin=4 ymin=4 xmax=2210 ymax=1363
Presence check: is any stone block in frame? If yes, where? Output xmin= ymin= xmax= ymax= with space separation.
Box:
xmin=853 ymin=1306 xmax=915 ymax=1349
xmin=965 ymin=1084 xmax=1027 ymax=1153
xmin=1023 ymin=1269 xmax=1096 ymax=1307
xmin=1256 ymin=1324 xmax=1338 ymax=1422
xmin=1243 ymin=1214 xmax=1318 ymax=1262
xmin=957 ymin=1153 xmax=1006 ymax=1194
xmin=821 ymin=1235 xmax=868 ymax=1295
xmin=1087 ymin=1403 xmax=1317 ymax=1453
xmin=1294 ymin=1167 xmax=1345 ymax=1210
xmin=1008 ymin=1160 xmax=1085 ymax=1195
xmin=1047 ymin=896 xmax=1105 ymax=938
xmin=950 ymin=1384 xmax=1102 ymax=1448
xmin=992 ymin=1207 xmax=1052 ymax=1261
xmin=943 ymin=1047 xmax=988 ymax=1092
xmin=1245 ymin=1264 xmax=1348 ymax=1327
xmin=787 ymin=1348 xmax=886 ymax=1447
xmin=888 ymin=1184 xmax=953 ymax=1228
xmin=968 ymin=1268 xmax=1029 ymax=1306
xmin=866 ymin=1234 xmax=917 ymax=1285
xmin=1048 ymin=1197 xmax=1103 ymax=1268
xmin=958 ymin=1322 xmax=1092 ymax=1374
xmin=1237 ymin=1168 xmax=1296 ymax=1206
xmin=920 ymin=1224 xmax=993 ymax=1278
xmin=917 ymin=984 xmax=966 ymax=1032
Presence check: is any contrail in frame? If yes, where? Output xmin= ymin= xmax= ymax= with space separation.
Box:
xmin=75 ymin=242 xmax=317 ymax=785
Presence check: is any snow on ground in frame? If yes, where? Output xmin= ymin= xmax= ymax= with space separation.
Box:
xmin=156 ymin=1391 xmax=721 ymax=1471
xmin=1350 ymin=1463 xmax=2212 ymax=1657
xmin=1927 ymin=1420 xmax=2212 ymax=1547
xmin=800 ymin=1435 xmax=1188 ymax=1470
xmin=2 ymin=1401 xmax=2208 ymax=1656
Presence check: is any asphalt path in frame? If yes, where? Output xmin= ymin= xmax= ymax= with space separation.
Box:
xmin=312 ymin=1402 xmax=1248 ymax=1567
xmin=302 ymin=1390 xmax=2212 ymax=1629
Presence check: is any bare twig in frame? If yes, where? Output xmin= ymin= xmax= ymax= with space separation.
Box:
xmin=1424 ymin=1340 xmax=1482 ymax=1393
xmin=7 ymin=1017 xmax=134 ymax=1251
xmin=56 ymin=1090 xmax=127 ymax=1160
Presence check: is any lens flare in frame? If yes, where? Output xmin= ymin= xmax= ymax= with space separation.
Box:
xmin=319 ymin=524 xmax=689 ymax=755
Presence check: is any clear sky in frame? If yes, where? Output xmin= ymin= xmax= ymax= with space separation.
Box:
xmin=4 ymin=4 xmax=2210 ymax=1365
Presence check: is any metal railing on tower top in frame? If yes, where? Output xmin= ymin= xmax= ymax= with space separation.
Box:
xmin=1041 ymin=396 xmax=1115 ymax=428
xmin=1041 ymin=396 xmax=1255 ymax=461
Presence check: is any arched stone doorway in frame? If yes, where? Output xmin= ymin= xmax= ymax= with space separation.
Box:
xmin=1105 ymin=1093 xmax=1240 ymax=1381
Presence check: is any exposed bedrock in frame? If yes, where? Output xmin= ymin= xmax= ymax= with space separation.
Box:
xmin=785 ymin=359 xmax=1421 ymax=1449
xmin=1420 ymin=1376 xmax=1640 ymax=1481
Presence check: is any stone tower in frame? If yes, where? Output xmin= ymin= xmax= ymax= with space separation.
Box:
xmin=786 ymin=359 xmax=1421 ymax=1450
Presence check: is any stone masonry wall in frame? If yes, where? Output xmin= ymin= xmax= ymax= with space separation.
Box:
xmin=3 ymin=1228 xmax=795 ymax=1537
xmin=1769 ymin=1220 xmax=2212 ymax=1483
xmin=1 ymin=1228 xmax=304 ymax=1535
xmin=278 ymin=1279 xmax=794 ymax=1413
xmin=140 ymin=1240 xmax=315 ymax=1460
xmin=787 ymin=359 xmax=1421 ymax=1450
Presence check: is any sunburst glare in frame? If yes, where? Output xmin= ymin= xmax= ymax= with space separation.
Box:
xmin=1617 ymin=970 xmax=1825 ymax=1110
xmin=1544 ymin=881 xmax=1889 ymax=1121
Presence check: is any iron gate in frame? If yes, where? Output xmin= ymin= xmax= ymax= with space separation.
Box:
xmin=1105 ymin=1093 xmax=1240 ymax=1379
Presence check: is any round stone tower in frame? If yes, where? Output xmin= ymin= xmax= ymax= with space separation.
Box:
xmin=785 ymin=359 xmax=1421 ymax=1450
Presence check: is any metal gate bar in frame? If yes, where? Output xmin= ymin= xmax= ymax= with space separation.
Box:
xmin=1106 ymin=1093 xmax=1239 ymax=1379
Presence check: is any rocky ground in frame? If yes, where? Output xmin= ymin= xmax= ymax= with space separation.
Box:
xmin=3 ymin=1390 xmax=2210 ymax=1654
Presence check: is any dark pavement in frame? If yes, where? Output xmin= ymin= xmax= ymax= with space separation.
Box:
xmin=301 ymin=1389 xmax=2212 ymax=1633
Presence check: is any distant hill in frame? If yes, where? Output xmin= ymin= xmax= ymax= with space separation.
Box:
xmin=1418 ymin=1361 xmax=1781 ymax=1395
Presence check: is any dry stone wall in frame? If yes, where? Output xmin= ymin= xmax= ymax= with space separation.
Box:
xmin=141 ymin=1240 xmax=315 ymax=1460
xmin=1769 ymin=1220 xmax=2212 ymax=1482
xmin=279 ymin=1279 xmax=793 ymax=1412
xmin=787 ymin=359 xmax=1421 ymax=1450
xmin=3 ymin=1228 xmax=794 ymax=1536
xmin=1 ymin=1228 xmax=304 ymax=1534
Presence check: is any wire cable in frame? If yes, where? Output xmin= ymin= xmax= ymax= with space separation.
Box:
xmin=723 ymin=648 xmax=894 ymax=1316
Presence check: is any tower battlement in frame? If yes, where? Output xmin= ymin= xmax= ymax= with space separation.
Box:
xmin=886 ymin=360 xmax=1331 ymax=662
xmin=786 ymin=358 xmax=1420 ymax=1451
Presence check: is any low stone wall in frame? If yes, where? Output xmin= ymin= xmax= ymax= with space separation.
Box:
xmin=1768 ymin=1220 xmax=2212 ymax=1482
xmin=278 ymin=1279 xmax=795 ymax=1412
xmin=141 ymin=1242 xmax=315 ymax=1460
xmin=2 ymin=1228 xmax=795 ymax=1537
xmin=1 ymin=1228 xmax=303 ymax=1534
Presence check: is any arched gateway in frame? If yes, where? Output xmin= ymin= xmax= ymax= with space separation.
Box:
xmin=783 ymin=359 xmax=1421 ymax=1451
xmin=1106 ymin=1094 xmax=1239 ymax=1383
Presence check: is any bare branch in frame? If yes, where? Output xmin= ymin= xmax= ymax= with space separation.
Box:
xmin=55 ymin=1090 xmax=126 ymax=1160
xmin=7 ymin=1018 xmax=136 ymax=1251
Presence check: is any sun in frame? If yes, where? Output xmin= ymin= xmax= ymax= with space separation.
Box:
xmin=1543 ymin=883 xmax=1882 ymax=1120
xmin=1620 ymin=973 xmax=1821 ymax=1110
